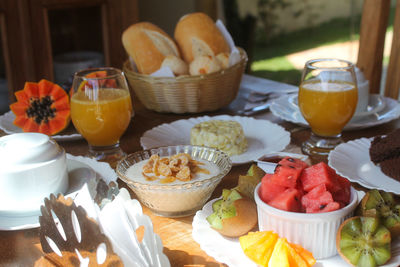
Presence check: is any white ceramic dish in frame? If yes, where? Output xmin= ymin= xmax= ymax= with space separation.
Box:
xmin=140 ymin=115 xmax=290 ymax=165
xmin=328 ymin=137 xmax=400 ymax=195
xmin=0 ymin=153 xmax=117 ymax=231
xmin=0 ymin=133 xmax=68 ymax=213
xmin=192 ymin=196 xmax=400 ymax=267
xmin=270 ymin=94 xmax=400 ymax=131
xmin=0 ymin=111 xmax=82 ymax=141
xmin=255 ymin=183 xmax=358 ymax=259
xmin=116 ymin=145 xmax=232 ymax=217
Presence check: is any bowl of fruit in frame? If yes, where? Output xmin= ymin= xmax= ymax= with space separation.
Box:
xmin=254 ymin=157 xmax=359 ymax=259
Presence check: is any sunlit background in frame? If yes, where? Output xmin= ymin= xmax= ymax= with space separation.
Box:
xmin=0 ymin=0 xmax=395 ymax=114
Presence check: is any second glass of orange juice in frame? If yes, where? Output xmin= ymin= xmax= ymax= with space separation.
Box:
xmin=70 ymin=67 xmax=132 ymax=165
xmin=298 ymin=59 xmax=358 ymax=156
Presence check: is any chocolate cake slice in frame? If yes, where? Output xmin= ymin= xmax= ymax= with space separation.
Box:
xmin=369 ymin=128 xmax=400 ymax=181
xmin=380 ymin=158 xmax=400 ymax=181
xmin=369 ymin=128 xmax=400 ymax=164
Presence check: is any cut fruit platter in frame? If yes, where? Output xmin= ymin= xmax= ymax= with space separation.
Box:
xmin=193 ymin=157 xmax=400 ymax=267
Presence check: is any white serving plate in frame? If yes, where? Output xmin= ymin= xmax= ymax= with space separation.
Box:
xmin=0 ymin=111 xmax=82 ymax=141
xmin=140 ymin=115 xmax=290 ymax=165
xmin=192 ymin=198 xmax=400 ymax=267
xmin=270 ymin=94 xmax=400 ymax=131
xmin=0 ymin=154 xmax=117 ymax=231
xmin=328 ymin=137 xmax=400 ymax=195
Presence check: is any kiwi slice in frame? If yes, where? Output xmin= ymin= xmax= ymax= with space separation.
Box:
xmin=356 ymin=189 xmax=400 ymax=238
xmin=212 ymin=199 xmax=223 ymax=212
xmin=337 ymin=216 xmax=391 ymax=267
xmin=206 ymin=188 xmax=242 ymax=230
xmin=237 ymin=164 xmax=265 ymax=199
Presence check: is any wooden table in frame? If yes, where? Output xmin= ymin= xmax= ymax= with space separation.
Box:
xmin=0 ymin=96 xmax=399 ymax=266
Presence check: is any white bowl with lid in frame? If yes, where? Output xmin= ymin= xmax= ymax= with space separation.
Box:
xmin=0 ymin=133 xmax=68 ymax=215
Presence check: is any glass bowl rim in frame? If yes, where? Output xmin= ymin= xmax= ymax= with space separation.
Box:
xmin=116 ymin=145 xmax=232 ymax=190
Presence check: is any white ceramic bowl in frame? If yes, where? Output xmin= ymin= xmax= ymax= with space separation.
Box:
xmin=116 ymin=145 xmax=232 ymax=217
xmin=254 ymin=183 xmax=358 ymax=259
xmin=0 ymin=133 xmax=68 ymax=214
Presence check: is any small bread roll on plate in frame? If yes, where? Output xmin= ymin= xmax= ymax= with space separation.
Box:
xmin=122 ymin=22 xmax=180 ymax=74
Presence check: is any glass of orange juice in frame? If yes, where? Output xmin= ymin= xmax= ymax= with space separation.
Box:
xmin=298 ymin=59 xmax=358 ymax=156
xmin=70 ymin=67 xmax=133 ymax=165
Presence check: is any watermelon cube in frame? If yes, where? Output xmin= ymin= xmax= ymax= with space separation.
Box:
xmin=317 ymin=202 xmax=341 ymax=213
xmin=301 ymin=184 xmax=337 ymax=213
xmin=300 ymin=162 xmax=341 ymax=192
xmin=259 ymin=174 xmax=287 ymax=203
xmin=268 ymin=188 xmax=302 ymax=212
xmin=278 ymin=157 xmax=309 ymax=170
xmin=332 ymin=178 xmax=351 ymax=205
xmin=271 ymin=165 xmax=303 ymax=188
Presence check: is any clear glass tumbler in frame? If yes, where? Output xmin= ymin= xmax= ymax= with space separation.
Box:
xmin=70 ymin=67 xmax=133 ymax=165
xmin=298 ymin=58 xmax=358 ymax=156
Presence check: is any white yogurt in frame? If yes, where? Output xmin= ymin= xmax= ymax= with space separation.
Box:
xmin=125 ymin=157 xmax=219 ymax=185
xmin=124 ymin=157 xmax=221 ymax=215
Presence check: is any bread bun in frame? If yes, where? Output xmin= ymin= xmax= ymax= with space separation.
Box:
xmin=216 ymin=52 xmax=230 ymax=69
xmin=216 ymin=198 xmax=258 ymax=237
xmin=189 ymin=55 xmax=221 ymax=75
xmin=174 ymin=12 xmax=230 ymax=63
xmin=161 ymin=55 xmax=189 ymax=76
xmin=122 ymin=22 xmax=180 ymax=74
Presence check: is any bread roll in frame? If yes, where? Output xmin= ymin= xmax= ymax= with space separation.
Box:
xmin=174 ymin=12 xmax=230 ymax=63
xmin=161 ymin=55 xmax=189 ymax=76
xmin=216 ymin=52 xmax=230 ymax=69
xmin=122 ymin=22 xmax=180 ymax=74
xmin=189 ymin=55 xmax=221 ymax=76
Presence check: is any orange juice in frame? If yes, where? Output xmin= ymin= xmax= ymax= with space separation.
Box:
xmin=71 ymin=88 xmax=132 ymax=146
xmin=298 ymin=80 xmax=357 ymax=136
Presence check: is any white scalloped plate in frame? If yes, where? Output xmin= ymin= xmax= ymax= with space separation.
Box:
xmin=328 ymin=138 xmax=400 ymax=195
xmin=270 ymin=94 xmax=400 ymax=131
xmin=0 ymin=111 xmax=82 ymax=141
xmin=192 ymin=198 xmax=400 ymax=267
xmin=140 ymin=115 xmax=290 ymax=165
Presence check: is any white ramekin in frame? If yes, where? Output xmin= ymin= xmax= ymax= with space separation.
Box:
xmin=0 ymin=133 xmax=68 ymax=214
xmin=254 ymin=183 xmax=358 ymax=259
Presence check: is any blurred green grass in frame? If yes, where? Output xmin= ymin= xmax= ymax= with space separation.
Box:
xmin=251 ymin=7 xmax=395 ymax=85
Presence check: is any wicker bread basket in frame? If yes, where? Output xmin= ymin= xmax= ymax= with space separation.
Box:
xmin=123 ymin=47 xmax=247 ymax=114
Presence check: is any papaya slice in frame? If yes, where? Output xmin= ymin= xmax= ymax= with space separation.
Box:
xmin=77 ymin=70 xmax=117 ymax=92
xmin=9 ymin=79 xmax=70 ymax=136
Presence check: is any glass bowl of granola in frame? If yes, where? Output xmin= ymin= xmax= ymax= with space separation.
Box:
xmin=116 ymin=145 xmax=232 ymax=217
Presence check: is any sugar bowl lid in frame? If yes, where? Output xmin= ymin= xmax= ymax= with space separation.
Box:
xmin=0 ymin=133 xmax=64 ymax=165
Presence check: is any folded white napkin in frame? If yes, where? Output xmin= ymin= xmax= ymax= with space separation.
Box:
xmin=73 ymin=185 xmax=170 ymax=267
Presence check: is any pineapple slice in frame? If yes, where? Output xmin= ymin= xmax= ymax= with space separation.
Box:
xmin=290 ymin=243 xmax=317 ymax=266
xmin=239 ymin=231 xmax=278 ymax=266
xmin=269 ymin=238 xmax=290 ymax=267
xmin=285 ymin=241 xmax=309 ymax=267
xmin=239 ymin=231 xmax=316 ymax=267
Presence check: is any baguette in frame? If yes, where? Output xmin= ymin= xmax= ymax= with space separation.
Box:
xmin=122 ymin=22 xmax=180 ymax=74
xmin=174 ymin=12 xmax=230 ymax=63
